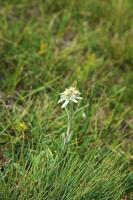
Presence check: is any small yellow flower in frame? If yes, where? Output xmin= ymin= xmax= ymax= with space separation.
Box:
xmin=88 ymin=53 xmax=96 ymax=62
xmin=38 ymin=42 xmax=46 ymax=55
xmin=15 ymin=122 xmax=28 ymax=132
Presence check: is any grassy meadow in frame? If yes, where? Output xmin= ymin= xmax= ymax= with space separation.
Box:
xmin=0 ymin=0 xmax=133 ymax=199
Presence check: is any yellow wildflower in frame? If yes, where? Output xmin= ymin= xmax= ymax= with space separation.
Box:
xmin=15 ymin=122 xmax=28 ymax=132
xmin=38 ymin=42 xmax=46 ymax=55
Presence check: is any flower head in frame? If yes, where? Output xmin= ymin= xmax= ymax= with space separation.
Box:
xmin=58 ymin=86 xmax=83 ymax=108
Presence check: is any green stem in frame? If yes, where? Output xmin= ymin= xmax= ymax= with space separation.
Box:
xmin=64 ymin=107 xmax=72 ymax=146
xmin=65 ymin=107 xmax=71 ymax=141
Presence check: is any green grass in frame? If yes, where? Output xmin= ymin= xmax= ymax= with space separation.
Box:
xmin=0 ymin=0 xmax=133 ymax=199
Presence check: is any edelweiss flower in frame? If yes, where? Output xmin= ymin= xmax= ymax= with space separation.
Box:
xmin=58 ymin=86 xmax=83 ymax=108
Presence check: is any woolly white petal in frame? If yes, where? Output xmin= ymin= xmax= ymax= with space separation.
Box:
xmin=76 ymin=96 xmax=83 ymax=100
xmin=61 ymin=100 xmax=69 ymax=108
xmin=58 ymin=98 xmax=65 ymax=104
xmin=71 ymin=99 xmax=78 ymax=103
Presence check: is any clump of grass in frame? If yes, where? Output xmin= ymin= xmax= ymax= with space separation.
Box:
xmin=0 ymin=146 xmax=127 ymax=200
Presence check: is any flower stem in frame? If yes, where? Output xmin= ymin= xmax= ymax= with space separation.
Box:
xmin=64 ymin=107 xmax=72 ymax=146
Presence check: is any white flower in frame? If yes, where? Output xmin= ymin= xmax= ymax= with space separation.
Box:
xmin=58 ymin=86 xmax=83 ymax=108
